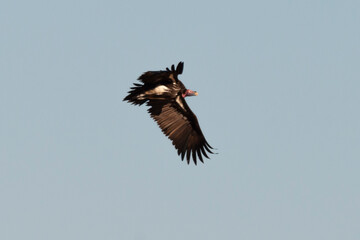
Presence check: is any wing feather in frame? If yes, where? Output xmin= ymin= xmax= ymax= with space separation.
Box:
xmin=138 ymin=62 xmax=184 ymax=85
xmin=146 ymin=97 xmax=213 ymax=164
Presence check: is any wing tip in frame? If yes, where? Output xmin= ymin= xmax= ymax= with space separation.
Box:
xmin=175 ymin=144 xmax=216 ymax=166
xmin=176 ymin=62 xmax=184 ymax=74
xmin=166 ymin=62 xmax=184 ymax=75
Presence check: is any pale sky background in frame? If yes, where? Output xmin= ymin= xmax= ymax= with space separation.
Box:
xmin=1 ymin=1 xmax=359 ymax=239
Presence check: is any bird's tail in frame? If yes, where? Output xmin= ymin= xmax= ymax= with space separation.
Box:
xmin=123 ymin=83 xmax=147 ymax=105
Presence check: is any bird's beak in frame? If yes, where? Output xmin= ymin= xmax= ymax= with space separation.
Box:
xmin=185 ymin=89 xmax=198 ymax=97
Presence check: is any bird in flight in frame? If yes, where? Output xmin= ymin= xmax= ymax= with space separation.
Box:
xmin=123 ymin=62 xmax=215 ymax=165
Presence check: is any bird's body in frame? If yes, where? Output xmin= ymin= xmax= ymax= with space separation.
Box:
xmin=124 ymin=62 xmax=214 ymax=164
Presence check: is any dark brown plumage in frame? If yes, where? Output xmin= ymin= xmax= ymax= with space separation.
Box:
xmin=124 ymin=62 xmax=214 ymax=165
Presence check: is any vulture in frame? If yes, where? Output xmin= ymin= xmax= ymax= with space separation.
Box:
xmin=123 ymin=62 xmax=215 ymax=165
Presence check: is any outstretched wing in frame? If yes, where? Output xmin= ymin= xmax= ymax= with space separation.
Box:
xmin=138 ymin=62 xmax=184 ymax=85
xmin=147 ymin=96 xmax=213 ymax=165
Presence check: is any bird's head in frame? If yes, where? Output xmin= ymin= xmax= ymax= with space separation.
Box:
xmin=182 ymin=89 xmax=198 ymax=98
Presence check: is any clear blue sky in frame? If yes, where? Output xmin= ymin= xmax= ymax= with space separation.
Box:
xmin=1 ymin=1 xmax=359 ymax=239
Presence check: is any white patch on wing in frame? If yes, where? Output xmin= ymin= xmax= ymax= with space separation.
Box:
xmin=176 ymin=96 xmax=186 ymax=111
xmin=145 ymin=85 xmax=169 ymax=95
xmin=137 ymin=94 xmax=145 ymax=100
